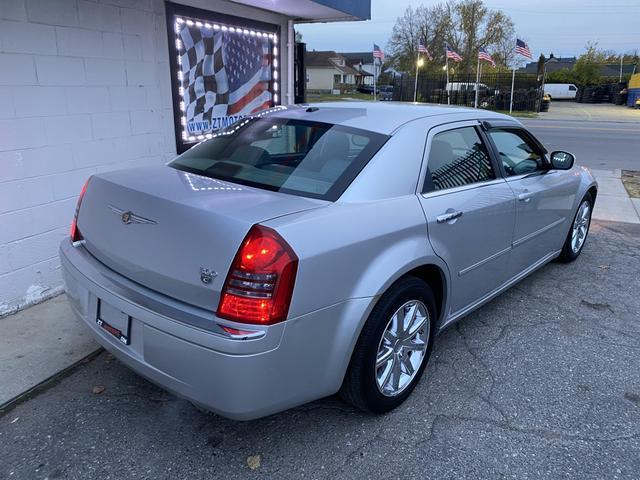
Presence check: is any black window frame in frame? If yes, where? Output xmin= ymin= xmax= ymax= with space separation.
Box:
xmin=168 ymin=117 xmax=390 ymax=202
xmin=422 ymin=124 xmax=500 ymax=194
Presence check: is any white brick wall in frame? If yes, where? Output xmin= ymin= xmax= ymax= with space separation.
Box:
xmin=0 ymin=0 xmax=176 ymax=316
xmin=1 ymin=0 xmax=292 ymax=317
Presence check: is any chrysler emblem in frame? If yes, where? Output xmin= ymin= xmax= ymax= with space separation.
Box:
xmin=108 ymin=205 xmax=157 ymax=225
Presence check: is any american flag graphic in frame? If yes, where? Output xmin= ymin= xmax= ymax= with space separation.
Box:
xmin=478 ymin=47 xmax=496 ymax=67
xmin=373 ymin=43 xmax=385 ymax=61
xmin=417 ymin=43 xmax=433 ymax=61
xmin=515 ymin=38 xmax=532 ymax=60
xmin=224 ymin=34 xmax=272 ymax=115
xmin=177 ymin=20 xmax=272 ymax=134
xmin=444 ymin=42 xmax=463 ymax=62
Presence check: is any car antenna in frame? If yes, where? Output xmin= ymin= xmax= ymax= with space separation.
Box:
xmin=306 ymin=107 xmax=319 ymax=112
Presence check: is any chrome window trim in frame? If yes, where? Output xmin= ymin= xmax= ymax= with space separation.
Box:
xmin=421 ymin=178 xmax=506 ymax=199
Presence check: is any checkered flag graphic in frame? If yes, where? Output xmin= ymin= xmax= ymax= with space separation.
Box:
xmin=178 ymin=22 xmax=273 ymax=133
xmin=179 ymin=25 xmax=229 ymax=125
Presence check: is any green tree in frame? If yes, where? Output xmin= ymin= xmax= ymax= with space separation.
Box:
xmin=387 ymin=0 xmax=515 ymax=74
xmin=574 ymin=42 xmax=608 ymax=85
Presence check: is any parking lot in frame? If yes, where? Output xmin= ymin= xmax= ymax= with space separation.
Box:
xmin=2 ymin=219 xmax=639 ymax=479
xmin=2 ymin=102 xmax=640 ymax=480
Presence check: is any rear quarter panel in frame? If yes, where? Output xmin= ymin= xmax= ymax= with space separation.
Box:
xmin=264 ymin=196 xmax=447 ymax=320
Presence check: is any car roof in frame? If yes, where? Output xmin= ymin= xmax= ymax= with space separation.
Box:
xmin=266 ymin=101 xmax=515 ymax=135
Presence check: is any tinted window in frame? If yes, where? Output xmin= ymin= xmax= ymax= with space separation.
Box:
xmin=425 ymin=127 xmax=495 ymax=192
xmin=487 ymin=128 xmax=545 ymax=176
xmin=569 ymin=85 xmax=577 ymax=91
xmin=169 ymin=117 xmax=388 ymax=201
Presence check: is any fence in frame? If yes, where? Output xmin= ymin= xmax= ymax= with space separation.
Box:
xmin=391 ymin=72 xmax=544 ymax=112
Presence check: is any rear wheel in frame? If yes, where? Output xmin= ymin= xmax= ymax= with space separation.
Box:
xmin=558 ymin=192 xmax=593 ymax=262
xmin=340 ymin=276 xmax=436 ymax=413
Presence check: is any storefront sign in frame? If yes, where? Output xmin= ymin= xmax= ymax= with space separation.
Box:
xmin=166 ymin=3 xmax=280 ymax=153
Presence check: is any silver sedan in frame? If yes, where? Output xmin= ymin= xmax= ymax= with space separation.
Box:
xmin=60 ymin=102 xmax=597 ymax=419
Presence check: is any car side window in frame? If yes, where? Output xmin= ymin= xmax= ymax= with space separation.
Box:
xmin=487 ymin=128 xmax=545 ymax=177
xmin=424 ymin=126 xmax=495 ymax=192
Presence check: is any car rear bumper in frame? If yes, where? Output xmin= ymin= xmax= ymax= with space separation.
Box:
xmin=60 ymin=238 xmax=372 ymax=420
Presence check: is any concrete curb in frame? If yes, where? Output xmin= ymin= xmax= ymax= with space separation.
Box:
xmin=0 ymin=347 xmax=104 ymax=417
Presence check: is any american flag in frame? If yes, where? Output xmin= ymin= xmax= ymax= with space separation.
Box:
xmin=478 ymin=47 xmax=496 ymax=67
xmin=515 ymin=38 xmax=532 ymax=60
xmin=444 ymin=42 xmax=463 ymax=62
xmin=177 ymin=21 xmax=272 ymax=132
xmin=224 ymin=34 xmax=272 ymax=115
xmin=417 ymin=43 xmax=433 ymax=61
xmin=373 ymin=43 xmax=385 ymax=61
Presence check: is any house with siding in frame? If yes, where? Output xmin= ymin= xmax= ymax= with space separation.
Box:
xmin=305 ymin=50 xmax=365 ymax=92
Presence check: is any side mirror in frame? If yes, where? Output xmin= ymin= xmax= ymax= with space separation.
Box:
xmin=550 ymin=151 xmax=575 ymax=170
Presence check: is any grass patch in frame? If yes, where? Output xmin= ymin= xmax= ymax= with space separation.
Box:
xmin=491 ymin=110 xmax=539 ymax=118
xmin=622 ymin=170 xmax=640 ymax=198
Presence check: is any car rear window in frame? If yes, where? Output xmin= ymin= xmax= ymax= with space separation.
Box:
xmin=169 ymin=117 xmax=389 ymax=201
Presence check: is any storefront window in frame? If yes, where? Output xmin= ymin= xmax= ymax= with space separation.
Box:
xmin=166 ymin=3 xmax=281 ymax=153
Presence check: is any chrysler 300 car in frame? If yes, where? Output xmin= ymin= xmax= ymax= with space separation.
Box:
xmin=60 ymin=102 xmax=597 ymax=420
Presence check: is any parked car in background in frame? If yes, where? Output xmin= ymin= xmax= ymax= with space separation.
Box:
xmin=357 ymin=84 xmax=374 ymax=94
xmin=544 ymin=83 xmax=578 ymax=100
xmin=378 ymin=85 xmax=393 ymax=100
xmin=60 ymin=103 xmax=597 ymax=420
xmin=446 ymin=82 xmax=497 ymax=95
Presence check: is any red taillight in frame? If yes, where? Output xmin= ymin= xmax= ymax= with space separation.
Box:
xmin=217 ymin=225 xmax=298 ymax=325
xmin=70 ymin=177 xmax=91 ymax=242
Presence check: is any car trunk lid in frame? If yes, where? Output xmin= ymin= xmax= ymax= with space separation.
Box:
xmin=77 ymin=166 xmax=327 ymax=311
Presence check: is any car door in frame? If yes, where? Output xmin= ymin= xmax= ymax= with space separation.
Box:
xmin=418 ymin=122 xmax=516 ymax=319
xmin=484 ymin=125 xmax=580 ymax=277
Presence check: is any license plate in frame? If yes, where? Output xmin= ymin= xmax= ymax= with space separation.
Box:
xmin=96 ymin=300 xmax=131 ymax=345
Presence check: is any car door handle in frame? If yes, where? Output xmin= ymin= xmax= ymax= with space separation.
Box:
xmin=436 ymin=210 xmax=463 ymax=223
xmin=518 ymin=191 xmax=534 ymax=202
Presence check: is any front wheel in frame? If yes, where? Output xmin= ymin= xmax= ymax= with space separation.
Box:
xmin=340 ymin=276 xmax=436 ymax=413
xmin=558 ymin=192 xmax=593 ymax=262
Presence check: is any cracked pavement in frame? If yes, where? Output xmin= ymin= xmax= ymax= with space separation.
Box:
xmin=1 ymin=220 xmax=639 ymax=480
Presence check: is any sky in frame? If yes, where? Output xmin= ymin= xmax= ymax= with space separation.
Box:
xmin=297 ymin=0 xmax=638 ymax=59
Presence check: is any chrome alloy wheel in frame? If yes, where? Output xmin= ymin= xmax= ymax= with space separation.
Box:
xmin=571 ymin=200 xmax=591 ymax=254
xmin=375 ymin=300 xmax=430 ymax=397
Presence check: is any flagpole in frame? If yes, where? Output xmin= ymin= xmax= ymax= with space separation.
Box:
xmin=373 ymin=57 xmax=377 ymax=101
xmin=445 ymin=56 xmax=450 ymax=105
xmin=509 ymin=66 xmax=515 ymax=113
xmin=474 ymin=56 xmax=480 ymax=108
xmin=413 ymin=52 xmax=420 ymax=103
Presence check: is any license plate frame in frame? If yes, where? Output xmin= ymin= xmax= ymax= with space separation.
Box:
xmin=96 ymin=300 xmax=131 ymax=345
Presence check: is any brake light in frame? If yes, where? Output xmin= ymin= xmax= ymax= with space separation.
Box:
xmin=217 ymin=225 xmax=298 ymax=325
xmin=70 ymin=177 xmax=91 ymax=242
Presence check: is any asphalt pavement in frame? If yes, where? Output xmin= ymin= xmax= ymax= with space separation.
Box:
xmin=2 ymin=102 xmax=639 ymax=480
xmin=1 ymin=220 xmax=639 ymax=480
xmin=521 ymin=103 xmax=640 ymax=171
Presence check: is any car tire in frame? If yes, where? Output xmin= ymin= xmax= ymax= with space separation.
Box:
xmin=339 ymin=276 xmax=436 ymax=413
xmin=557 ymin=192 xmax=593 ymax=263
